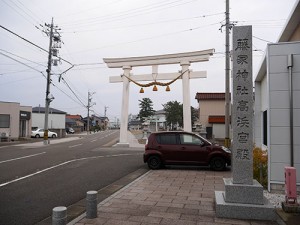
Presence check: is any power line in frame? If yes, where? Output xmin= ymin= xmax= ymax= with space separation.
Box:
xmin=61 ymin=77 xmax=87 ymax=108
xmin=253 ymin=35 xmax=272 ymax=43
xmin=61 ymin=0 xmax=187 ymax=25
xmin=0 ymin=69 xmax=32 ymax=76
xmin=62 ymin=12 xmax=224 ymax=33
xmin=0 ymin=24 xmax=48 ymax=53
xmin=0 ymin=75 xmax=43 ymax=85
xmin=51 ymin=81 xmax=87 ymax=109
xmin=74 ymin=62 xmax=105 ymax=66
xmin=0 ymin=24 xmax=88 ymax=112
xmin=13 ymin=0 xmax=44 ymax=24
xmin=0 ymin=52 xmax=45 ymax=75
xmin=0 ymin=49 xmax=46 ymax=67
xmin=8 ymin=0 xmax=41 ymax=25
xmin=0 ymin=24 xmax=73 ymax=66
xmin=61 ymin=0 xmax=198 ymax=28
xmin=1 ymin=0 xmax=39 ymax=26
xmin=69 ymin=20 xmax=223 ymax=54
xmin=58 ymin=0 xmax=123 ymax=18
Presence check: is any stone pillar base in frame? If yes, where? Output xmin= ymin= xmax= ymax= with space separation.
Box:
xmin=215 ymin=178 xmax=276 ymax=221
xmin=224 ymin=178 xmax=264 ymax=204
xmin=215 ymin=191 xmax=276 ymax=220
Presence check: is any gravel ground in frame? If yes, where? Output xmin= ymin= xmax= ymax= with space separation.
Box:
xmin=264 ymin=190 xmax=300 ymax=208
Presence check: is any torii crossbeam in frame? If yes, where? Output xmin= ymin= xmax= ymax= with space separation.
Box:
xmin=103 ymin=49 xmax=214 ymax=147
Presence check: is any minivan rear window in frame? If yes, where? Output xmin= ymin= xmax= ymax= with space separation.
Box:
xmin=156 ymin=133 xmax=177 ymax=144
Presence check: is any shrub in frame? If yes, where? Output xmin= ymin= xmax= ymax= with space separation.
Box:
xmin=253 ymin=147 xmax=268 ymax=188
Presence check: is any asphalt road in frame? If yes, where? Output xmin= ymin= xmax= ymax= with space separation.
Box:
xmin=0 ymin=131 xmax=147 ymax=225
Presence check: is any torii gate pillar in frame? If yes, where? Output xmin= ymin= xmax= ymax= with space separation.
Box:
xmin=104 ymin=49 xmax=214 ymax=147
xmin=119 ymin=66 xmax=131 ymax=145
xmin=181 ymin=61 xmax=192 ymax=132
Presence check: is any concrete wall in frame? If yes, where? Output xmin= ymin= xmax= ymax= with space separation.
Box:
xmin=32 ymin=113 xmax=66 ymax=129
xmin=267 ymin=42 xmax=300 ymax=189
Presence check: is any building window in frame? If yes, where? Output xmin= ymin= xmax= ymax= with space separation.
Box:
xmin=263 ymin=110 xmax=267 ymax=146
xmin=0 ymin=114 xmax=10 ymax=128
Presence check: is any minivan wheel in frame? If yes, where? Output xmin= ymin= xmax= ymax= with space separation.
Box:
xmin=210 ymin=157 xmax=226 ymax=171
xmin=147 ymin=155 xmax=162 ymax=170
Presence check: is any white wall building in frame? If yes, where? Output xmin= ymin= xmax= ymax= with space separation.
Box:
xmin=32 ymin=106 xmax=66 ymax=137
xmin=254 ymin=0 xmax=300 ymax=192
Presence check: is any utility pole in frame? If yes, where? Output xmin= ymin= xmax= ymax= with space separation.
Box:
xmin=87 ymin=92 xmax=96 ymax=134
xmin=43 ymin=18 xmax=54 ymax=145
xmin=104 ymin=106 xmax=109 ymax=117
xmin=224 ymin=0 xmax=231 ymax=148
xmin=43 ymin=18 xmax=62 ymax=145
xmin=104 ymin=106 xmax=109 ymax=130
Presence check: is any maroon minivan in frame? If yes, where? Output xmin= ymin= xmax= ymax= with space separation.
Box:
xmin=143 ymin=131 xmax=231 ymax=170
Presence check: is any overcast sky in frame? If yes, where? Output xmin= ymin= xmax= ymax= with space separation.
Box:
xmin=0 ymin=0 xmax=298 ymax=121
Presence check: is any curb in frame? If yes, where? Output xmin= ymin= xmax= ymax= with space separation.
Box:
xmin=35 ymin=167 xmax=149 ymax=225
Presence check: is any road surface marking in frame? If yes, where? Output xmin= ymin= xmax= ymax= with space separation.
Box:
xmin=68 ymin=144 xmax=82 ymax=148
xmin=0 ymin=152 xmax=46 ymax=164
xmin=0 ymin=153 xmax=142 ymax=188
xmin=91 ymin=139 xmax=97 ymax=142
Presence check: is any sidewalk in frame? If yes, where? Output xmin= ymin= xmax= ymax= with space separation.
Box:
xmin=70 ymin=169 xmax=284 ymax=225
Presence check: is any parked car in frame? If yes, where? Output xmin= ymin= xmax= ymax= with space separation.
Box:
xmin=66 ymin=127 xmax=75 ymax=134
xmin=143 ymin=131 xmax=231 ymax=170
xmin=31 ymin=128 xmax=57 ymax=138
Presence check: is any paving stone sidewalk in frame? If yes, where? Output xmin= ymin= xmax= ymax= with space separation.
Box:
xmin=71 ymin=169 xmax=281 ymax=225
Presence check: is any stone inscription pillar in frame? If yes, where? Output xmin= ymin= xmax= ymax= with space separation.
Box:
xmin=232 ymin=25 xmax=253 ymax=185
xmin=215 ymin=26 xmax=275 ymax=221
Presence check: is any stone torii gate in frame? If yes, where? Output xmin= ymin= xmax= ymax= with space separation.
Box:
xmin=103 ymin=49 xmax=214 ymax=147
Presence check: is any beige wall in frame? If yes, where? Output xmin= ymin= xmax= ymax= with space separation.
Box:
xmin=0 ymin=102 xmax=20 ymax=139
xmin=0 ymin=102 xmax=32 ymax=139
xmin=290 ymin=23 xmax=300 ymax=41
xmin=199 ymin=100 xmax=225 ymax=127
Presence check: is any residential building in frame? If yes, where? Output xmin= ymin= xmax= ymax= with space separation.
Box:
xmin=83 ymin=114 xmax=109 ymax=131
xmin=66 ymin=114 xmax=85 ymax=132
xmin=254 ymin=0 xmax=300 ymax=192
xmin=128 ymin=120 xmax=142 ymax=130
xmin=0 ymin=101 xmax=32 ymax=140
xmin=195 ymin=92 xmax=230 ymax=140
xmin=128 ymin=114 xmax=142 ymax=130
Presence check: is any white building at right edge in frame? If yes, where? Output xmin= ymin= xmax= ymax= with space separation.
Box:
xmin=254 ymin=0 xmax=300 ymax=192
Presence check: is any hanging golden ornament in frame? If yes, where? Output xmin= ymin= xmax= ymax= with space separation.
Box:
xmin=139 ymin=87 xmax=144 ymax=93
xmin=166 ymin=85 xmax=170 ymax=92
xmin=153 ymin=85 xmax=158 ymax=91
